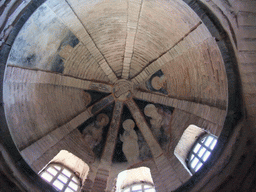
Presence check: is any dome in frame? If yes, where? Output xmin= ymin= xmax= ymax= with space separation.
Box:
xmin=0 ymin=0 xmax=255 ymax=192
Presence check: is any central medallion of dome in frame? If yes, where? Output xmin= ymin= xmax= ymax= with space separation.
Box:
xmin=113 ymin=79 xmax=134 ymax=101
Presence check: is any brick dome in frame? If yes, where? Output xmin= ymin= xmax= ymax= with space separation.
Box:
xmin=0 ymin=0 xmax=255 ymax=191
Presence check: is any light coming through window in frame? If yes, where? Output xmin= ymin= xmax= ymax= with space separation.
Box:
xmin=122 ymin=183 xmax=156 ymax=192
xmin=39 ymin=164 xmax=80 ymax=192
xmin=187 ymin=134 xmax=217 ymax=174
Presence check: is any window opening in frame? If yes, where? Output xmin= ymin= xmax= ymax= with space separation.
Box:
xmin=187 ymin=134 xmax=217 ymax=174
xmin=115 ymin=167 xmax=155 ymax=192
xmin=39 ymin=163 xmax=81 ymax=192
xmin=121 ymin=183 xmax=156 ymax=192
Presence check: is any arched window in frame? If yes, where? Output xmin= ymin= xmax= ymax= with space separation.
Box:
xmin=187 ymin=134 xmax=218 ymax=174
xmin=115 ymin=167 xmax=155 ymax=192
xmin=39 ymin=163 xmax=81 ymax=192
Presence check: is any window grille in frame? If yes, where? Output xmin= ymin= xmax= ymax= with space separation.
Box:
xmin=187 ymin=134 xmax=217 ymax=174
xmin=115 ymin=167 xmax=155 ymax=192
xmin=39 ymin=163 xmax=81 ymax=192
xmin=121 ymin=183 xmax=156 ymax=192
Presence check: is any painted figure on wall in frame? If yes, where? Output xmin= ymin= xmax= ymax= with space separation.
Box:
xmin=146 ymin=71 xmax=168 ymax=95
xmin=144 ymin=104 xmax=164 ymax=139
xmin=151 ymin=76 xmax=166 ymax=91
xmin=120 ymin=119 xmax=139 ymax=164
xmin=82 ymin=113 xmax=109 ymax=149
xmin=144 ymin=104 xmax=172 ymax=150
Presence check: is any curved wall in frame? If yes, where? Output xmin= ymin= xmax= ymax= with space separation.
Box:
xmin=0 ymin=0 xmax=255 ymax=191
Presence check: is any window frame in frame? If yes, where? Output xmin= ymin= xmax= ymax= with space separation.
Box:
xmin=39 ymin=163 xmax=81 ymax=192
xmin=121 ymin=182 xmax=156 ymax=192
xmin=187 ymin=133 xmax=218 ymax=174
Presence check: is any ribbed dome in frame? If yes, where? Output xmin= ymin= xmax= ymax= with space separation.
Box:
xmin=2 ymin=0 xmax=229 ymax=191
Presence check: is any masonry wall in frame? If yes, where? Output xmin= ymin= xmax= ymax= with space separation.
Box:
xmin=0 ymin=0 xmax=256 ymax=192
xmin=177 ymin=0 xmax=256 ymax=191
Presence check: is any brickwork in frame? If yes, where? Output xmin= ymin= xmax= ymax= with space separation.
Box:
xmin=5 ymin=66 xmax=113 ymax=93
xmin=92 ymin=168 xmax=110 ymax=192
xmin=126 ymin=99 xmax=188 ymax=191
xmin=134 ymin=90 xmax=227 ymax=127
xmin=30 ymin=129 xmax=94 ymax=173
xmin=176 ymin=0 xmax=256 ymax=191
xmin=45 ymin=0 xmax=118 ymax=83
xmin=4 ymin=80 xmax=89 ymax=150
xmin=91 ymin=101 xmax=123 ymax=191
xmin=121 ymin=0 xmax=142 ymax=79
xmin=129 ymin=0 xmax=202 ymax=78
xmin=20 ymin=95 xmax=114 ymax=165
xmin=131 ymin=24 xmax=212 ymax=85
xmin=62 ymin=43 xmax=110 ymax=82
xmin=0 ymin=0 xmax=255 ymax=191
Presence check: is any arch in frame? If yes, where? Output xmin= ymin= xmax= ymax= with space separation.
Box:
xmin=0 ymin=0 xmax=255 ymax=191
xmin=115 ymin=167 xmax=155 ymax=192
xmin=39 ymin=150 xmax=90 ymax=190
xmin=39 ymin=163 xmax=81 ymax=192
xmin=174 ymin=124 xmax=206 ymax=174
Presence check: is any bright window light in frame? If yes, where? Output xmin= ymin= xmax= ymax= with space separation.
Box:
xmin=69 ymin=181 xmax=78 ymax=191
xmin=188 ymin=134 xmax=218 ymax=174
xmin=39 ymin=164 xmax=80 ymax=192
xmin=41 ymin=172 xmax=53 ymax=182
xmin=194 ymin=143 xmax=201 ymax=153
xmin=123 ymin=188 xmax=130 ymax=192
xmin=198 ymin=147 xmax=206 ymax=157
xmin=145 ymin=188 xmax=155 ymax=192
xmin=58 ymin=174 xmax=68 ymax=183
xmin=72 ymin=177 xmax=79 ymax=184
xmin=53 ymin=180 xmax=64 ymax=190
xmin=116 ymin=167 xmax=156 ymax=192
xmin=202 ymin=151 xmax=211 ymax=161
xmin=48 ymin=167 xmax=58 ymax=176
xmin=210 ymin=139 xmax=217 ymax=150
xmin=63 ymin=169 xmax=72 ymax=177
xmin=191 ymin=158 xmax=199 ymax=168
xmin=132 ymin=184 xmax=142 ymax=190
xmin=144 ymin=185 xmax=151 ymax=189
xmin=195 ymin=162 xmax=203 ymax=172
xmin=121 ymin=184 xmax=156 ymax=192
xmin=65 ymin=188 xmax=74 ymax=192
xmin=54 ymin=165 xmax=61 ymax=170
xmin=205 ymin=137 xmax=213 ymax=147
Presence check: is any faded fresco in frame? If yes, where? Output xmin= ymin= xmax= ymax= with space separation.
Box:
xmin=7 ymin=4 xmax=79 ymax=73
xmin=78 ymin=90 xmax=174 ymax=163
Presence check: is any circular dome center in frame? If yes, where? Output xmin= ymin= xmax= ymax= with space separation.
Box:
xmin=113 ymin=79 xmax=134 ymax=101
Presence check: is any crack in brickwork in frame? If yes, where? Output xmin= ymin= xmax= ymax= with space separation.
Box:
xmin=131 ymin=21 xmax=202 ymax=85
xmin=65 ymin=0 xmax=118 ymax=83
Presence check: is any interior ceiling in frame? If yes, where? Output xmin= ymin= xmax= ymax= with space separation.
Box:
xmin=3 ymin=0 xmax=228 ymax=179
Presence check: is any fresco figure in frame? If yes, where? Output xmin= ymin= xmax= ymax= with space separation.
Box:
xmin=120 ymin=119 xmax=139 ymax=164
xmin=83 ymin=113 xmax=109 ymax=148
xmin=151 ymin=76 xmax=166 ymax=91
xmin=144 ymin=104 xmax=173 ymax=151
xmin=144 ymin=104 xmax=163 ymax=139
